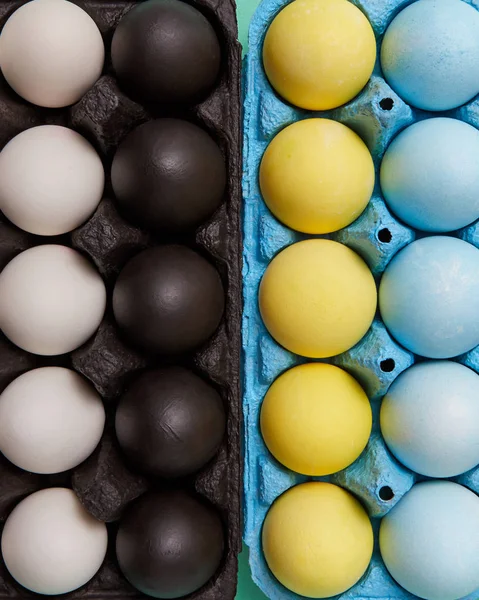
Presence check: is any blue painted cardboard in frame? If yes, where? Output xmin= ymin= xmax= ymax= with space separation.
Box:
xmin=242 ymin=0 xmax=479 ymax=598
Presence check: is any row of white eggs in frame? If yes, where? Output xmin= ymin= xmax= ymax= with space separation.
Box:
xmin=0 ymin=1 xmax=116 ymax=595
xmin=0 ymin=128 xmax=108 ymax=354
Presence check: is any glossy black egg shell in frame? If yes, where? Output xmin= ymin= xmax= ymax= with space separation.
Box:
xmin=112 ymin=245 xmax=225 ymax=355
xmin=115 ymin=366 xmax=226 ymax=478
xmin=111 ymin=0 xmax=221 ymax=105
xmin=111 ymin=119 xmax=226 ymax=233
xmin=116 ymin=490 xmax=224 ymax=599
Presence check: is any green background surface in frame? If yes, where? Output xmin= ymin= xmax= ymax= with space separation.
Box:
xmin=237 ymin=0 xmax=260 ymax=55
xmin=234 ymin=1 xmax=268 ymax=599
xmin=236 ymin=545 xmax=268 ymax=599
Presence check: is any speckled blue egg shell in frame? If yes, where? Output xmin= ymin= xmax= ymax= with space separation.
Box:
xmin=379 ymin=236 xmax=479 ymax=359
xmin=381 ymin=361 xmax=479 ymax=478
xmin=380 ymin=118 xmax=479 ymax=232
xmin=381 ymin=0 xmax=479 ymax=112
xmin=380 ymin=481 xmax=479 ymax=600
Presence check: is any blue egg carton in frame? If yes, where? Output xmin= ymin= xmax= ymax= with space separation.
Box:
xmin=242 ymin=0 xmax=479 ymax=598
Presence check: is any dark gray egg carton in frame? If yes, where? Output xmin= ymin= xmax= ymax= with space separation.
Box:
xmin=0 ymin=0 xmax=242 ymax=598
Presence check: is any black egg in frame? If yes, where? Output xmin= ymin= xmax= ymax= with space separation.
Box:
xmin=116 ymin=490 xmax=224 ymax=599
xmin=115 ymin=367 xmax=225 ymax=477
xmin=113 ymin=245 xmax=224 ymax=354
xmin=111 ymin=0 xmax=221 ymax=104
xmin=111 ymin=119 xmax=226 ymax=233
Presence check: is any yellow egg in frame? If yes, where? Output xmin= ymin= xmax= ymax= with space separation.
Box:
xmin=260 ymin=119 xmax=374 ymax=234
xmin=263 ymin=482 xmax=374 ymax=598
xmin=263 ymin=0 xmax=377 ymax=110
xmin=259 ymin=239 xmax=377 ymax=358
xmin=261 ymin=363 xmax=372 ymax=476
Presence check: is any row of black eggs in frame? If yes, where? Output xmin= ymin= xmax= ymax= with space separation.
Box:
xmin=0 ymin=0 xmax=230 ymax=597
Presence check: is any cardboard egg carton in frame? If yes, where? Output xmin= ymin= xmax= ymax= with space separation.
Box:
xmin=242 ymin=0 xmax=479 ymax=598
xmin=0 ymin=0 xmax=242 ymax=598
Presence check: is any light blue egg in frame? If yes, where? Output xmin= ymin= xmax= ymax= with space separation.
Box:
xmin=380 ymin=481 xmax=479 ymax=600
xmin=380 ymin=118 xmax=479 ymax=232
xmin=381 ymin=361 xmax=479 ymax=478
xmin=381 ymin=0 xmax=479 ymax=112
xmin=379 ymin=236 xmax=479 ymax=358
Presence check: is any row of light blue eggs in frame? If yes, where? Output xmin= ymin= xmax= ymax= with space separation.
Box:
xmin=243 ymin=0 xmax=479 ymax=599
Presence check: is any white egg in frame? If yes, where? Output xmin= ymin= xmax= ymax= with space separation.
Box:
xmin=0 ymin=126 xmax=104 ymax=236
xmin=1 ymin=488 xmax=108 ymax=595
xmin=0 ymin=367 xmax=105 ymax=474
xmin=0 ymin=0 xmax=104 ymax=108
xmin=0 ymin=245 xmax=106 ymax=356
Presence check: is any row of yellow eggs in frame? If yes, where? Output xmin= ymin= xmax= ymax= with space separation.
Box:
xmin=259 ymin=3 xmax=377 ymax=573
